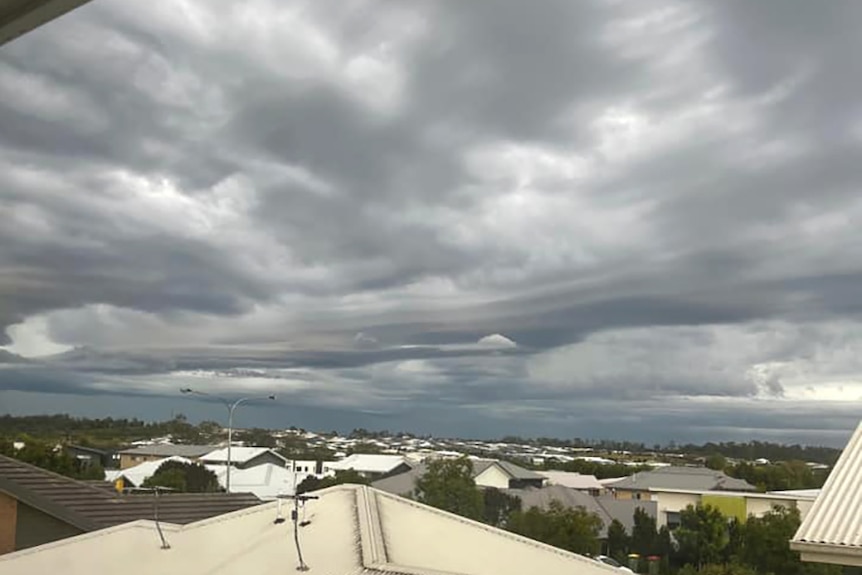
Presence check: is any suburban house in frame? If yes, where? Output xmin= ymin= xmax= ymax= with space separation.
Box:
xmin=117 ymin=445 xmax=218 ymax=469
xmin=199 ymin=447 xmax=287 ymax=470
xmin=63 ymin=445 xmax=116 ymax=469
xmin=538 ymin=470 xmax=603 ymax=495
xmin=105 ymin=456 xmax=194 ymax=487
xmin=606 ymin=466 xmax=756 ymax=501
xmin=792 ymin=421 xmax=862 ymax=567
xmin=0 ymin=484 xmax=620 ymax=575
xmin=505 ymin=484 xmax=657 ymax=538
xmin=324 ymin=454 xmax=412 ymax=478
xmin=473 ymin=460 xmax=547 ymax=489
xmin=0 ymin=454 xmax=262 ymax=556
xmin=287 ymin=459 xmax=327 ymax=477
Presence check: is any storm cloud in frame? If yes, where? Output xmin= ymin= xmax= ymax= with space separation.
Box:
xmin=2 ymin=0 xmax=862 ymax=445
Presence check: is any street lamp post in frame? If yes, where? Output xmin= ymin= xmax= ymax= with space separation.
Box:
xmin=180 ymin=388 xmax=276 ymax=492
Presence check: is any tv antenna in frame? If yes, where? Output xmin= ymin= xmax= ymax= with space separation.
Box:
xmin=275 ymin=492 xmax=319 ymax=571
xmin=124 ymin=486 xmax=176 ymax=550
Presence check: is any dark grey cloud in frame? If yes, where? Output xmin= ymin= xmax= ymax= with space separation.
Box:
xmin=2 ymin=0 xmax=862 ymax=443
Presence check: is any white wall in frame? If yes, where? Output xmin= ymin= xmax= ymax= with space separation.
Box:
xmin=474 ymin=465 xmax=511 ymax=489
xmin=745 ymin=497 xmax=793 ymax=518
xmin=650 ymin=492 xmax=700 ymax=528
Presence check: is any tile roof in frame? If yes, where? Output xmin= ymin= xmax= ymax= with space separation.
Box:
xmin=0 ymin=454 xmax=262 ymax=531
xmin=0 ymin=485 xmax=620 ymax=575
xmin=473 ymin=460 xmax=544 ymax=481
xmin=791 ymin=422 xmax=862 ymax=566
xmin=607 ymin=466 xmax=756 ymax=492
xmin=117 ymin=444 xmax=218 ymax=458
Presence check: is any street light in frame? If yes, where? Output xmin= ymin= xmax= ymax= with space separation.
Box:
xmin=180 ymin=388 xmax=276 ymax=492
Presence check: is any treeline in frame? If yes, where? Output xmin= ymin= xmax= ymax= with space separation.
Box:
xmin=536 ymin=458 xmax=653 ymax=480
xmin=680 ymin=441 xmax=840 ymax=466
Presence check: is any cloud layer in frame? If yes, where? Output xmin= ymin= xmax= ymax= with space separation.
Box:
xmin=2 ymin=0 xmax=862 ymax=445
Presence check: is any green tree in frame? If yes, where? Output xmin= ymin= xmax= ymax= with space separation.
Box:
xmin=482 ymin=488 xmax=521 ymax=527
xmin=705 ymin=453 xmax=727 ymax=471
xmin=507 ymin=500 xmax=602 ymax=555
xmin=296 ymin=469 xmax=368 ymax=494
xmin=606 ymin=518 xmax=629 ymax=562
xmin=414 ymin=457 xmax=483 ymax=521
xmin=143 ymin=460 xmax=220 ymax=493
xmin=631 ymin=507 xmax=658 ymax=556
xmin=675 ymin=504 xmax=729 ymax=569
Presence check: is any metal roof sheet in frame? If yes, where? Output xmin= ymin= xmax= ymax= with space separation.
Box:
xmin=792 ymin=421 xmax=862 ymax=565
xmin=0 ymin=0 xmax=93 ymax=46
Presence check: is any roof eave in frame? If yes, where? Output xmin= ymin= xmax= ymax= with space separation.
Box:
xmin=0 ymin=0 xmax=94 ymax=46
xmin=791 ymin=540 xmax=862 ymax=567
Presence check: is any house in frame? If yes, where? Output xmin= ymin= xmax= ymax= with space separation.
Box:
xmin=0 ymin=454 xmax=262 ymax=556
xmin=199 ymin=447 xmax=287 ymax=470
xmin=538 ymin=470 xmax=603 ymax=495
xmin=63 ymin=445 xmax=116 ymax=469
xmin=324 ymin=454 xmax=412 ymax=478
xmin=286 ymin=459 xmax=327 ymax=476
xmin=104 ymin=456 xmax=194 ymax=487
xmin=473 ymin=460 xmax=547 ymax=489
xmin=207 ymin=464 xmax=309 ymax=500
xmin=0 ymin=484 xmax=620 ymax=575
xmin=372 ymin=459 xmax=545 ymax=496
xmin=505 ymin=485 xmax=657 ymax=538
xmin=117 ymin=445 xmax=217 ymax=469
xmin=646 ymin=487 xmax=818 ymax=529
xmin=606 ymin=466 xmax=756 ymax=501
xmin=792 ymin=421 xmax=862 ymax=567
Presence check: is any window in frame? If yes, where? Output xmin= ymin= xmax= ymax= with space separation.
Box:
xmin=666 ymin=512 xmax=681 ymax=530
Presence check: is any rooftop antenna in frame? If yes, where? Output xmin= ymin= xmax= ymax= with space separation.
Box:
xmin=276 ymin=493 xmax=319 ymax=571
xmin=124 ymin=486 xmax=176 ymax=550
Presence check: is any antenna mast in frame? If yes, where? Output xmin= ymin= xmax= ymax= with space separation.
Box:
xmin=276 ymin=493 xmax=319 ymax=571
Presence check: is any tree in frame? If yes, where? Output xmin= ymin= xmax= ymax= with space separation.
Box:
xmin=606 ymin=519 xmax=629 ymax=562
xmin=482 ymin=488 xmax=521 ymax=527
xmin=631 ymin=507 xmax=658 ymax=556
xmin=296 ymin=469 xmax=368 ymax=494
xmin=507 ymin=500 xmax=602 ymax=556
xmin=705 ymin=453 xmax=727 ymax=471
xmin=674 ymin=504 xmax=729 ymax=569
xmin=143 ymin=460 xmax=220 ymax=493
xmin=414 ymin=457 xmax=484 ymax=521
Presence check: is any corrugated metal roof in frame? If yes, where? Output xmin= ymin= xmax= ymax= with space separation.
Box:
xmin=118 ymin=444 xmax=218 ymax=458
xmin=792 ymin=422 xmax=862 ymax=557
xmin=608 ymin=466 xmax=756 ymax=492
xmin=0 ymin=485 xmax=621 ymax=575
xmin=0 ymin=0 xmax=93 ymax=46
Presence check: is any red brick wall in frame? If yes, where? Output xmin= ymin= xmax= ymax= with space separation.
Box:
xmin=0 ymin=492 xmax=17 ymax=555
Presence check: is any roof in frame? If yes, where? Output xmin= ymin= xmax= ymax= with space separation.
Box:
xmin=105 ymin=456 xmax=194 ymax=487
xmin=791 ymin=421 xmax=862 ymax=567
xmin=118 ymin=444 xmax=218 ymax=458
xmin=326 ymin=453 xmax=409 ymax=474
xmin=0 ymin=0 xmax=93 ymax=46
xmin=370 ymin=463 xmax=424 ymax=496
xmin=539 ymin=470 xmax=603 ymax=490
xmin=505 ymin=486 xmax=656 ymax=537
xmin=0 ymin=454 xmax=262 ymax=531
xmin=0 ymin=485 xmax=620 ymax=575
xmin=607 ymin=466 xmax=756 ymax=492
xmin=473 ymin=460 xmax=545 ymax=481
xmin=208 ymin=464 xmax=308 ymax=500
xmin=199 ymin=447 xmax=287 ymax=465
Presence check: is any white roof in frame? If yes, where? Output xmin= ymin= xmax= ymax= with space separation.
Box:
xmin=0 ymin=485 xmax=618 ymax=575
xmin=326 ymin=453 xmax=408 ymax=474
xmin=105 ymin=457 xmax=193 ymax=487
xmin=200 ymin=447 xmax=286 ymax=465
xmin=538 ymin=471 xmax=603 ymax=490
xmin=207 ymin=464 xmax=308 ymax=500
xmin=792 ymin=421 xmax=862 ymax=567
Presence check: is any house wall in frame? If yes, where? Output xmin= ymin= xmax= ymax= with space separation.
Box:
xmin=15 ymin=503 xmax=83 ymax=551
xmin=0 ymin=492 xmax=16 ymax=555
xmin=744 ymin=496 xmax=794 ymax=519
xmin=120 ymin=453 xmax=162 ymax=469
xmin=474 ymin=465 xmax=511 ymax=489
xmin=649 ymin=492 xmax=700 ymax=528
xmin=614 ymin=489 xmax=651 ymax=501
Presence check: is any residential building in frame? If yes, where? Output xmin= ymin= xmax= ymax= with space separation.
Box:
xmin=0 ymin=484 xmax=618 ymax=575
xmin=104 ymin=456 xmax=194 ymax=487
xmin=505 ymin=485 xmax=657 ymax=537
xmin=117 ymin=445 xmax=217 ymax=469
xmin=287 ymin=459 xmax=328 ymax=477
xmin=792 ymin=421 xmax=862 ymax=567
xmin=473 ymin=460 xmax=547 ymax=489
xmin=0 ymin=454 xmax=262 ymax=556
xmin=538 ymin=470 xmax=603 ymax=495
xmin=63 ymin=445 xmax=116 ymax=469
xmin=199 ymin=447 xmax=287 ymax=470
xmin=324 ymin=454 xmax=412 ymax=478
xmin=606 ymin=466 xmax=756 ymax=501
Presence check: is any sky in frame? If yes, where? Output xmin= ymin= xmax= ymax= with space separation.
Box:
xmin=2 ymin=0 xmax=862 ymax=447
